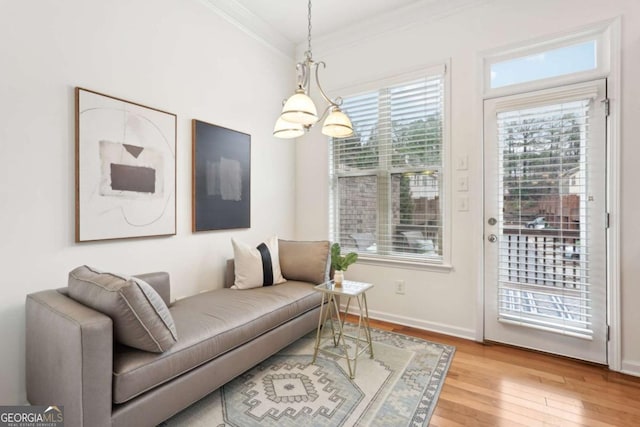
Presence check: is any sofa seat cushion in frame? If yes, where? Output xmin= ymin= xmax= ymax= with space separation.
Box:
xmin=112 ymin=281 xmax=322 ymax=404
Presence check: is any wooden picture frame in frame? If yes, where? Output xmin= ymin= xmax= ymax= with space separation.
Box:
xmin=75 ymin=87 xmax=177 ymax=242
xmin=192 ymin=119 xmax=251 ymax=231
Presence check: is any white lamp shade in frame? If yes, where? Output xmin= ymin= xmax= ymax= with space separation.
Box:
xmin=273 ymin=116 xmax=304 ymax=139
xmin=322 ymin=108 xmax=354 ymax=138
xmin=280 ymin=90 xmax=319 ymax=125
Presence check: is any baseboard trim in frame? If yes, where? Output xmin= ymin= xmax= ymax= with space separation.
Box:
xmin=621 ymin=360 xmax=640 ymax=377
xmin=344 ymin=305 xmax=639 ymax=375
xmin=341 ymin=305 xmax=476 ymax=341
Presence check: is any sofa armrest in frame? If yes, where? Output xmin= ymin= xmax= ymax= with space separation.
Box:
xmin=26 ymin=290 xmax=113 ymax=427
xmin=134 ymin=272 xmax=171 ymax=306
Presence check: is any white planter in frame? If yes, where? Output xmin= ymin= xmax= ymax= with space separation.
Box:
xmin=334 ymin=270 xmax=344 ymax=286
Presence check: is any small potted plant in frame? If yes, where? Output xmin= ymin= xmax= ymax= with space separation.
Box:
xmin=331 ymin=243 xmax=358 ymax=286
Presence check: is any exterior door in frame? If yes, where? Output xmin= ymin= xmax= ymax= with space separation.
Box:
xmin=483 ymin=79 xmax=608 ymax=363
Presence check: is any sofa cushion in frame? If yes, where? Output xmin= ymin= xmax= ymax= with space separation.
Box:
xmin=112 ymin=281 xmax=321 ymax=403
xmin=133 ymin=272 xmax=171 ymax=307
xmin=278 ymin=240 xmax=330 ymax=284
xmin=232 ymin=236 xmax=285 ymax=289
xmin=68 ymin=266 xmax=178 ymax=353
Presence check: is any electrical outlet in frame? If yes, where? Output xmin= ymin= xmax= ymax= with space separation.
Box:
xmin=395 ymin=280 xmax=405 ymax=295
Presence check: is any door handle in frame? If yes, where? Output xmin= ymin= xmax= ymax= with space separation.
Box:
xmin=487 ymin=234 xmax=497 ymax=243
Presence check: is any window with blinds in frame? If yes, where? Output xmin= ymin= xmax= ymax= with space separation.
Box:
xmin=496 ymin=99 xmax=594 ymax=338
xmin=329 ymin=71 xmax=445 ymax=262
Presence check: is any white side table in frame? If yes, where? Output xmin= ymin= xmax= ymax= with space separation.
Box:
xmin=312 ymin=280 xmax=374 ymax=378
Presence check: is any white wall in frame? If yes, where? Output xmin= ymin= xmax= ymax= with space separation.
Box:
xmin=295 ymin=0 xmax=640 ymax=374
xmin=0 ymin=0 xmax=296 ymax=403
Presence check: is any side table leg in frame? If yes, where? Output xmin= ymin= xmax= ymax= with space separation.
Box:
xmin=312 ymin=292 xmax=328 ymax=364
xmin=363 ymin=292 xmax=374 ymax=358
xmin=327 ymin=294 xmax=338 ymax=346
xmin=336 ymin=296 xmax=351 ymax=346
xmin=333 ymin=295 xmax=353 ymax=378
xmin=351 ymin=294 xmax=366 ymax=378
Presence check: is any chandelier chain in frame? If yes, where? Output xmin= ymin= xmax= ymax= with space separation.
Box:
xmin=307 ymin=0 xmax=312 ymax=57
xmin=272 ymin=0 xmax=353 ymax=138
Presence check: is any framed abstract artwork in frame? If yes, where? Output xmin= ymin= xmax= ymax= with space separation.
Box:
xmin=75 ymin=88 xmax=177 ymax=242
xmin=192 ymin=119 xmax=251 ymax=231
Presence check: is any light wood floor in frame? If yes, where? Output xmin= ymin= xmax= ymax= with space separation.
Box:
xmin=356 ymin=316 xmax=640 ymax=426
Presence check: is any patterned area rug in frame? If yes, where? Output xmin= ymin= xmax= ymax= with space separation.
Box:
xmin=162 ymin=324 xmax=455 ymax=427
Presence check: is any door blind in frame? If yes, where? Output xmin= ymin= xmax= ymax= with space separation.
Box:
xmin=330 ymin=73 xmax=445 ymax=261
xmin=496 ymin=98 xmax=597 ymax=338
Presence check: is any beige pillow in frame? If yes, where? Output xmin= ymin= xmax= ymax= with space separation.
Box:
xmin=68 ymin=265 xmax=178 ymax=353
xmin=232 ymin=236 xmax=286 ymax=289
xmin=278 ymin=240 xmax=330 ymax=284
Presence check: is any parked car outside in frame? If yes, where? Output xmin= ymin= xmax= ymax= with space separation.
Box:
xmin=526 ymin=216 xmax=546 ymax=229
xmin=564 ymin=244 xmax=581 ymax=260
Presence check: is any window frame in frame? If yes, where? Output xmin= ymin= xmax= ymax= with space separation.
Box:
xmin=329 ymin=63 xmax=452 ymax=270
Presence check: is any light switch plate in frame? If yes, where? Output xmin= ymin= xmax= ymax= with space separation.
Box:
xmin=457 ymin=175 xmax=469 ymax=191
xmin=457 ymin=196 xmax=469 ymax=211
xmin=456 ymin=155 xmax=468 ymax=170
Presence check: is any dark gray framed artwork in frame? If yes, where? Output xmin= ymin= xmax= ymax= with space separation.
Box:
xmin=192 ymin=119 xmax=251 ymax=231
xmin=75 ymin=88 xmax=177 ymax=242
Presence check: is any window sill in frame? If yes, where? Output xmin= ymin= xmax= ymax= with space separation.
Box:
xmin=355 ymin=254 xmax=453 ymax=273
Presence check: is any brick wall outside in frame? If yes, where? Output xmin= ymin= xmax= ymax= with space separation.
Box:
xmin=337 ymin=175 xmax=441 ymax=251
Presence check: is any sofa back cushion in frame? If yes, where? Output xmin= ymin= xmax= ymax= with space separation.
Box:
xmin=68 ymin=265 xmax=178 ymax=353
xmin=278 ymin=240 xmax=330 ymax=285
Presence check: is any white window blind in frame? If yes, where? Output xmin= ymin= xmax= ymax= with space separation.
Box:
xmin=329 ymin=72 xmax=445 ymax=262
xmin=496 ymin=99 xmax=595 ymax=338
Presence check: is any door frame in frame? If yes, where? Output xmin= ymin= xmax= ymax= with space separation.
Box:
xmin=482 ymin=79 xmax=608 ymax=363
xmin=474 ymin=18 xmax=621 ymax=370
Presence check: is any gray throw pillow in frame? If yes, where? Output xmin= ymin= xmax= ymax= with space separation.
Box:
xmin=278 ymin=240 xmax=330 ymax=284
xmin=68 ymin=265 xmax=178 ymax=353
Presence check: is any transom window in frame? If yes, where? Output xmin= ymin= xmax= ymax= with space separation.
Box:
xmin=490 ymin=40 xmax=597 ymax=89
xmin=483 ymin=22 xmax=611 ymax=97
xmin=329 ymin=68 xmax=447 ymax=263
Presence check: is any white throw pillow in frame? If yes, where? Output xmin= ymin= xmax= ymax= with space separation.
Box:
xmin=231 ymin=236 xmax=286 ymax=289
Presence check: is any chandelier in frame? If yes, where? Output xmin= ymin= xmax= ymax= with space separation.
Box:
xmin=273 ymin=0 xmax=354 ymax=139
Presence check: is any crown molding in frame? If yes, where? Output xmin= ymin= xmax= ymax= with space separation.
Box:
xmin=199 ymin=0 xmax=296 ymax=60
xmin=200 ymin=0 xmax=493 ymax=61
xmin=304 ymin=0 xmax=495 ymax=57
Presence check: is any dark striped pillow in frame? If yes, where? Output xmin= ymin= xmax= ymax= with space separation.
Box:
xmin=231 ymin=236 xmax=286 ymax=289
